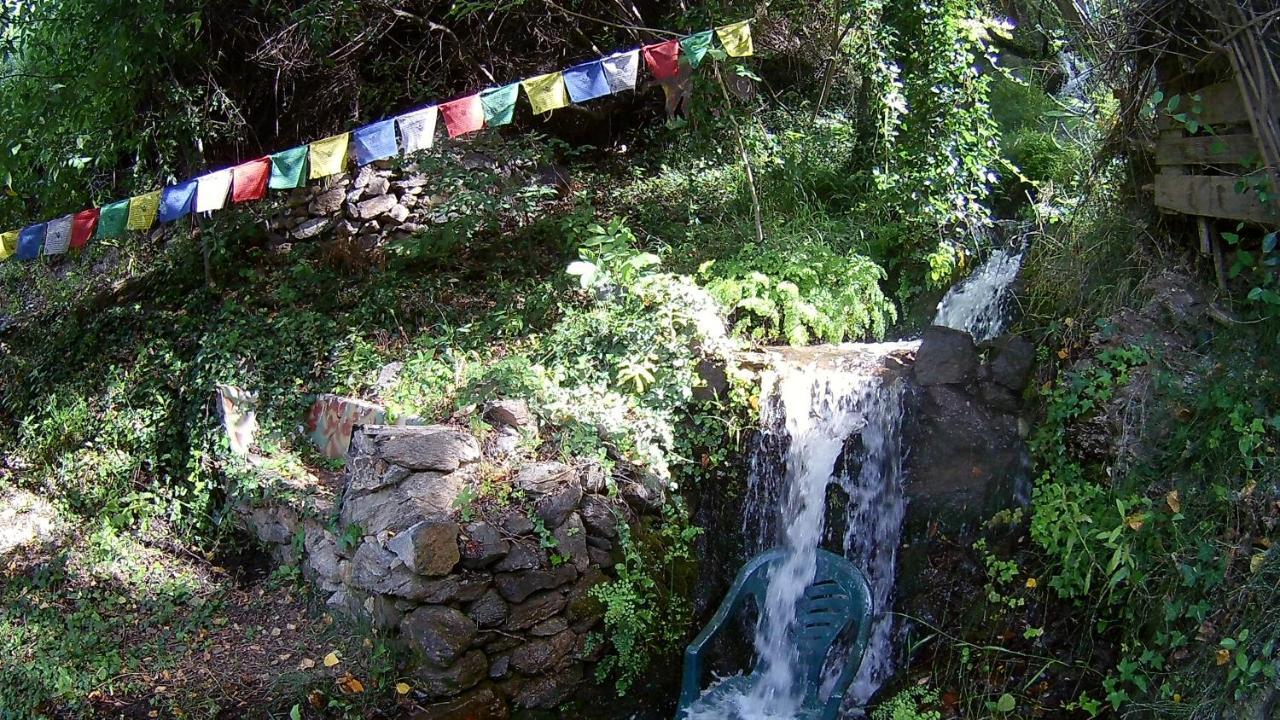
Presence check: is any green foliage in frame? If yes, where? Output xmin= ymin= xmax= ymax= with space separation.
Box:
xmin=871 ymin=685 xmax=943 ymax=720
xmin=702 ymin=240 xmax=897 ymax=344
xmin=0 ymin=0 xmax=218 ymax=227
xmin=1027 ymin=333 xmax=1280 ymax=713
xmin=590 ymin=504 xmax=702 ymax=695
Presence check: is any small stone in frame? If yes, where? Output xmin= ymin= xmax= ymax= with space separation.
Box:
xmin=579 ymin=494 xmax=618 ymax=539
xmin=494 ymin=542 xmax=545 ymax=572
xmin=494 ymin=566 xmax=577 ymax=603
xmin=483 ymin=399 xmax=533 ymax=429
xmin=553 ymin=513 xmax=590 ymax=571
xmin=364 ymin=594 xmax=403 ymax=631
xmin=424 ymin=685 xmax=508 ymax=720
xmin=290 ymin=217 xmax=331 ymax=240
xmin=509 ymin=630 xmax=576 ymax=674
xmin=364 ymin=175 xmax=390 ymax=196
xmin=489 ymin=654 xmax=511 ymax=679
xmin=391 ymin=175 xmax=428 ymax=191
xmin=411 ymin=649 xmax=487 ymax=698
xmin=529 ymin=617 xmax=568 ymax=637
xmin=513 ymin=462 xmax=572 ymax=496
xmin=460 ymin=521 xmax=509 ymax=569
xmin=386 ymin=519 xmax=461 ymax=576
xmin=467 ymin=589 xmax=509 ymax=629
xmin=588 ymin=546 xmax=615 ymax=569
xmin=506 ymin=590 xmax=569 ymax=631
xmin=349 ymin=542 xmax=433 ymax=600
xmin=353 ymin=165 xmax=376 ymax=189
xmin=355 ymin=193 xmax=397 ymax=220
xmin=400 ymin=606 xmax=478 ymax=667
xmin=534 ymin=483 xmax=582 ymax=528
xmin=309 ymin=187 xmax=346 ymax=214
xmin=335 ymin=219 xmax=359 ymax=238
xmin=387 ymin=204 xmax=411 ymax=223
xmin=513 ymin=664 xmax=582 ymax=709
xmin=373 ymin=426 xmax=480 ymax=472
xmin=501 ymin=512 xmax=535 ymax=537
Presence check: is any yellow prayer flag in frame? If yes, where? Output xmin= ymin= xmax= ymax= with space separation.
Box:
xmin=716 ymin=20 xmax=754 ymax=57
xmin=127 ymin=191 xmax=162 ymax=231
xmin=521 ymin=72 xmax=570 ymax=115
xmin=0 ymin=230 xmax=17 ymax=260
xmin=309 ymin=133 xmax=351 ymax=180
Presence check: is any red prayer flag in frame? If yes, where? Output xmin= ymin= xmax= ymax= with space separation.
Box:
xmin=642 ymin=39 xmax=681 ymax=81
xmin=439 ymin=95 xmax=485 ymax=138
xmin=70 ymin=208 xmax=99 ymax=249
xmin=231 ymin=158 xmax=271 ymax=203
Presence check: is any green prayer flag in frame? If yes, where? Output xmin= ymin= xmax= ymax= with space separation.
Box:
xmin=270 ymin=146 xmax=308 ymax=190
xmin=96 ymin=199 xmax=130 ymax=239
xmin=480 ymin=83 xmax=520 ymax=127
xmin=680 ymin=30 xmax=715 ymax=68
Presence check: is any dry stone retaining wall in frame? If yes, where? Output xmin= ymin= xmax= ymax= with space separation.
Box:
xmin=238 ymin=416 xmax=639 ymax=716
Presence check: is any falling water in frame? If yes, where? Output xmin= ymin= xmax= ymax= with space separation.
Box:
xmin=932 ymin=246 xmax=1024 ymax=342
xmin=700 ymin=343 xmax=914 ymax=718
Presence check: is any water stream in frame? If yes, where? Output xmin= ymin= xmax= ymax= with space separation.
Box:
xmin=933 ymin=245 xmax=1024 ymax=342
xmin=688 ymin=239 xmax=1025 ymax=718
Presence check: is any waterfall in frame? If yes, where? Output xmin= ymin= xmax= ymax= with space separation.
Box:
xmin=932 ymin=245 xmax=1024 ymax=342
xmin=702 ymin=343 xmax=914 ymax=718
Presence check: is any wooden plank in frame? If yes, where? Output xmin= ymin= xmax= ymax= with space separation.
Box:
xmin=1156 ymin=81 xmax=1274 ymax=130
xmin=1156 ymin=133 xmax=1259 ymax=166
xmin=1154 ymin=174 xmax=1279 ymax=224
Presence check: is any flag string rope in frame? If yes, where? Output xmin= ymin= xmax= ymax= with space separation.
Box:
xmin=0 ymin=19 xmax=755 ymax=263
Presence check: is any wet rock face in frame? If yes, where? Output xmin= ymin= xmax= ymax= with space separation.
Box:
xmin=234 ymin=421 xmax=643 ymax=716
xmin=903 ymin=326 xmax=1034 ymax=534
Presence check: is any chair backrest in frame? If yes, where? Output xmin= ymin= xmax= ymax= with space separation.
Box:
xmin=739 ymin=548 xmax=874 ymax=697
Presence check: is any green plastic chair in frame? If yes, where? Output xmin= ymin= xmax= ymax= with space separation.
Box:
xmin=676 ymin=548 xmax=874 ymax=720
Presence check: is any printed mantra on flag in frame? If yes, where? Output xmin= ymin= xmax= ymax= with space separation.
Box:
xmin=0 ymin=20 xmax=754 ymax=263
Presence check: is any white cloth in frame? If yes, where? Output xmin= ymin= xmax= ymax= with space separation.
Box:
xmin=397 ymin=106 xmax=439 ymax=156
xmin=602 ymin=50 xmax=641 ymax=93
xmin=43 ymin=214 xmax=74 ymax=255
xmin=195 ymin=168 xmax=233 ymax=213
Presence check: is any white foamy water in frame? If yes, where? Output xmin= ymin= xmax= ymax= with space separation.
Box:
xmin=690 ymin=343 xmax=913 ymax=719
xmin=933 ymin=247 xmax=1024 ymax=342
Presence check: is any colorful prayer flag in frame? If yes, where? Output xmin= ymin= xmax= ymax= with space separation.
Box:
xmin=159 ymin=180 xmax=197 ymax=223
xmin=269 ymin=147 xmax=308 ymax=190
xmin=127 ymin=191 xmax=162 ymax=231
xmin=309 ymin=133 xmax=350 ymax=180
xmin=43 ymin=215 xmax=73 ymax=255
xmin=0 ymin=230 xmax=16 ymax=260
xmin=480 ymin=84 xmax=520 ymax=127
xmin=642 ymin=40 xmax=681 ymax=81
xmin=97 ymin=200 xmax=130 ymax=239
xmin=439 ymin=95 xmax=485 ymax=138
xmin=397 ymin=106 xmax=438 ymax=156
xmin=563 ymin=60 xmax=612 ymax=102
xmin=353 ymin=120 xmax=399 ymax=165
xmin=680 ymin=30 xmax=714 ymax=68
xmin=601 ymin=50 xmax=640 ymax=93
xmin=71 ymin=209 xmax=98 ymax=249
xmin=195 ymin=169 xmax=233 ymax=213
xmin=17 ymin=223 xmax=45 ymax=260
xmin=231 ymin=158 xmax=271 ymax=203
xmin=716 ymin=21 xmax=753 ymax=57
xmin=521 ymin=72 xmax=570 ymax=114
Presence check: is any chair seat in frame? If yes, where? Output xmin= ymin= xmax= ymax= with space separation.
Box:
xmin=681 ymin=675 xmax=827 ymax=720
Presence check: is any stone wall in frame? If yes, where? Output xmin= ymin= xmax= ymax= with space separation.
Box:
xmin=237 ymin=407 xmax=639 ymax=717
xmin=263 ymin=154 xmax=562 ymax=250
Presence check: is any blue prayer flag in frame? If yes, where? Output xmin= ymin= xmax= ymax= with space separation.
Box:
xmin=159 ymin=180 xmax=198 ymax=223
xmin=17 ymin=223 xmax=45 ymax=261
xmin=563 ymin=60 xmax=612 ymax=103
xmin=352 ymin=120 xmax=399 ymax=166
